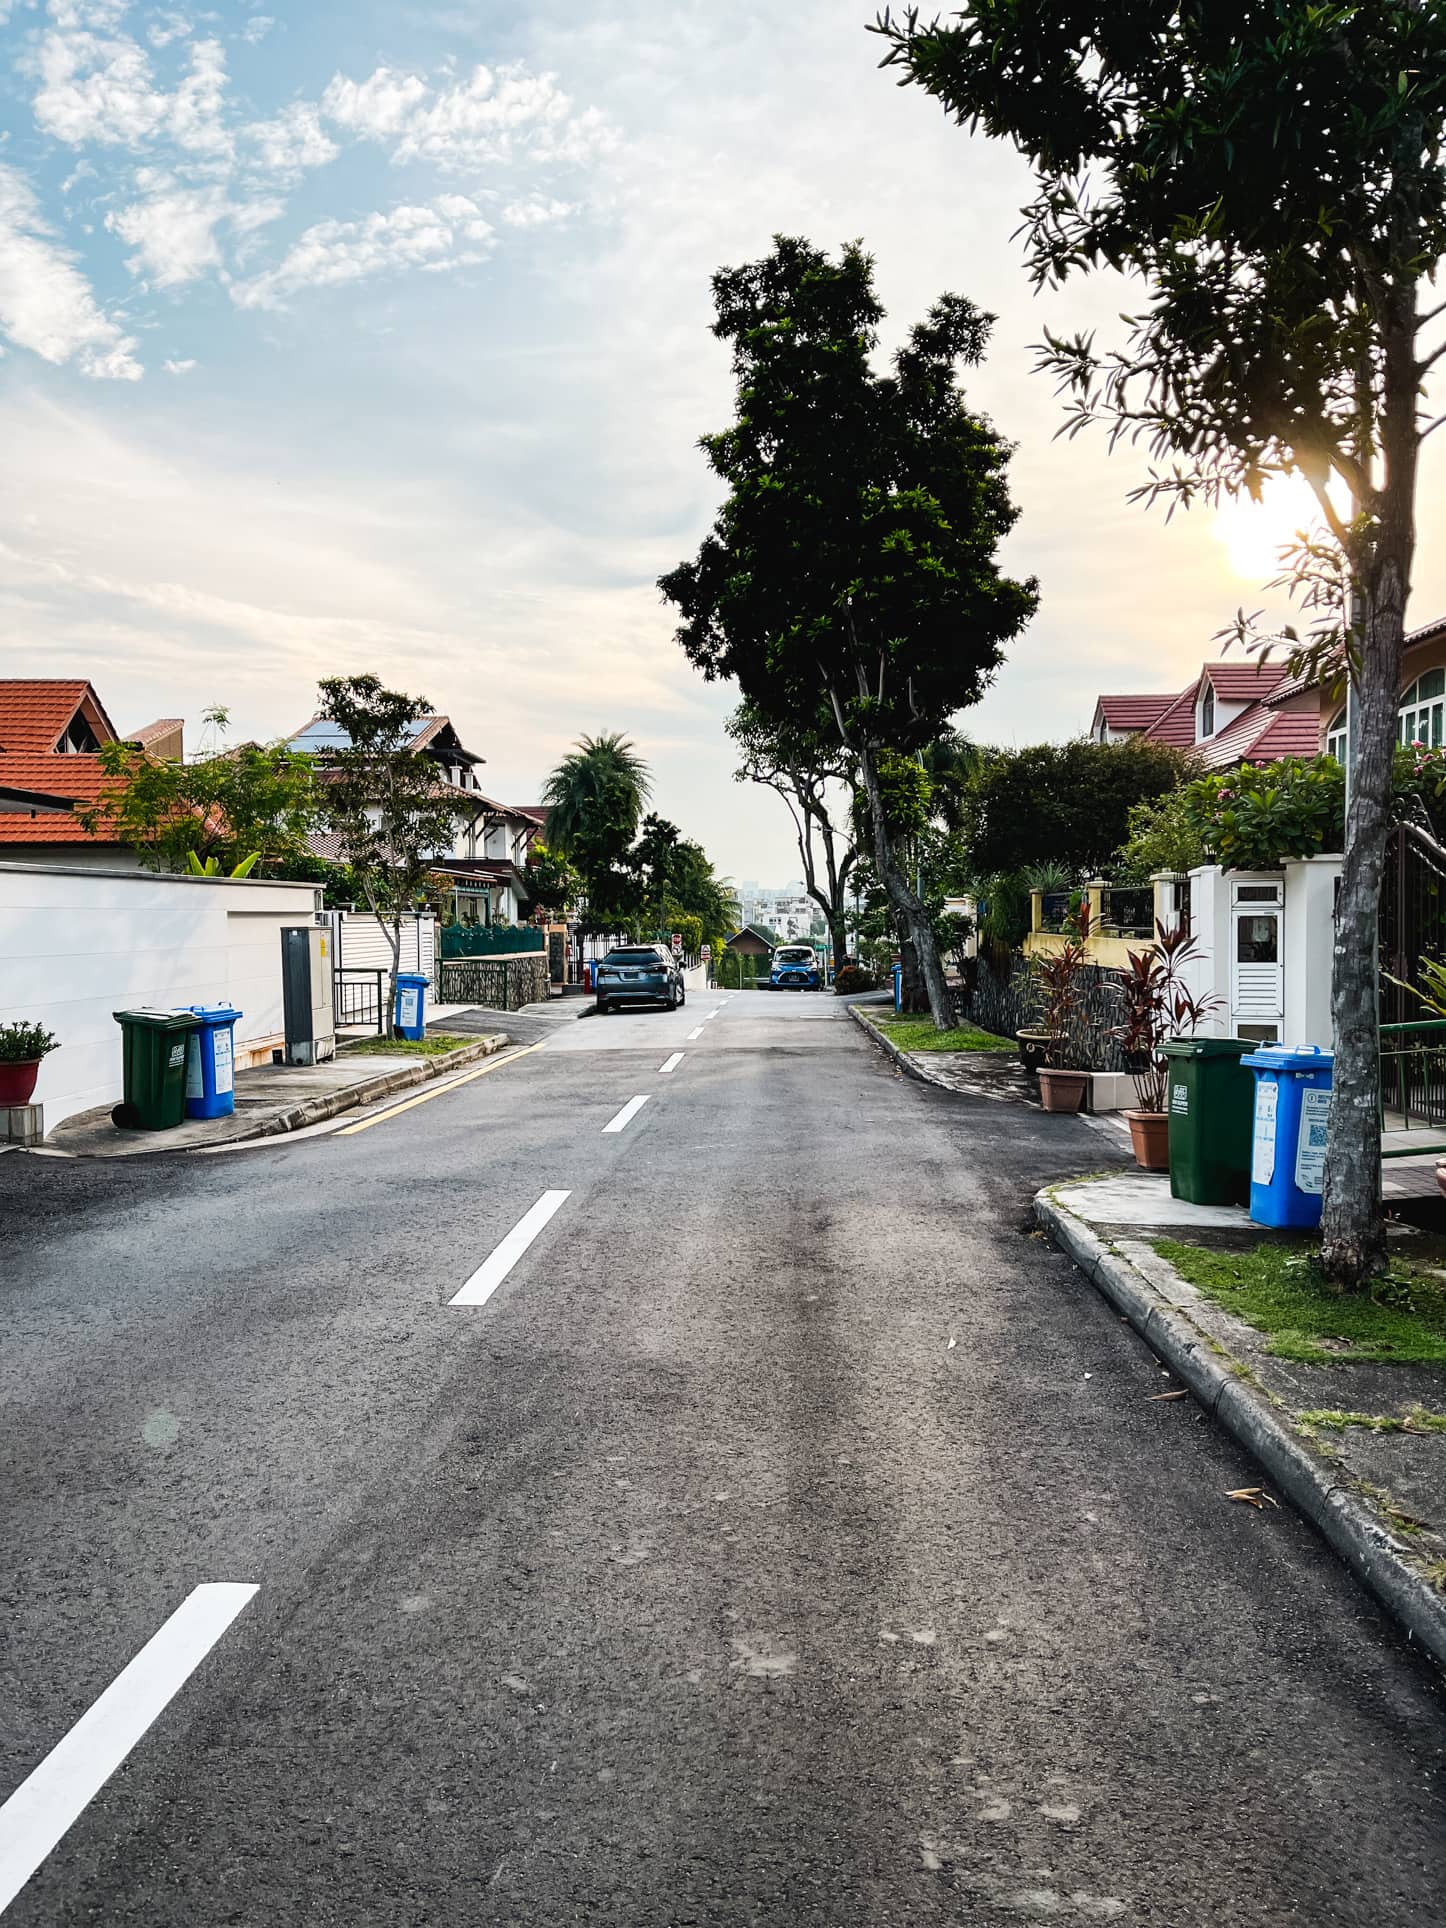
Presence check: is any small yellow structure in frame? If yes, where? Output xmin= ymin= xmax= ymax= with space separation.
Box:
xmin=1023 ymin=874 xmax=1186 ymax=969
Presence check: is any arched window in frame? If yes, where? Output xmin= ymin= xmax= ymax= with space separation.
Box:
xmin=1399 ymin=669 xmax=1446 ymax=749
xmin=1326 ymin=708 xmax=1348 ymax=762
xmin=1200 ymin=683 xmax=1216 ymax=738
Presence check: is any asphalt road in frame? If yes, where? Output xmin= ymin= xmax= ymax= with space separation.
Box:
xmin=2 ymin=990 xmax=1444 ymax=1926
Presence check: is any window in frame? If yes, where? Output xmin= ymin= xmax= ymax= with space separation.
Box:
xmin=1399 ymin=668 xmax=1446 ymax=749
xmin=1199 ymin=682 xmax=1216 ymax=739
xmin=1236 ymin=915 xmax=1279 ymax=965
xmin=1326 ymin=707 xmax=1347 ymax=762
xmin=56 ymin=714 xmax=100 ymax=754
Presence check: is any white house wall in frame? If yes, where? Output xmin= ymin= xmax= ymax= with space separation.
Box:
xmin=0 ymin=862 xmax=322 ymax=1130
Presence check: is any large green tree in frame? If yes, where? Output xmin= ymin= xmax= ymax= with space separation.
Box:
xmin=726 ymin=699 xmax=860 ymax=970
xmin=542 ymin=733 xmax=652 ymax=931
xmin=875 ymin=4 xmax=1446 ymax=1278
xmin=316 ymin=675 xmax=462 ymax=1033
xmin=660 ymin=236 xmax=1037 ymax=1029
xmin=79 ymin=705 xmax=319 ymax=875
xmin=960 ymin=739 xmax=1193 ymax=880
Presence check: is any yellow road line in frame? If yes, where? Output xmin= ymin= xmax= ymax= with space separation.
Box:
xmin=337 ymin=1040 xmax=547 ymax=1135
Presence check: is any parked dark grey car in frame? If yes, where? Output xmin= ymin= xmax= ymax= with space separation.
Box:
xmin=594 ymin=945 xmax=686 ymax=1013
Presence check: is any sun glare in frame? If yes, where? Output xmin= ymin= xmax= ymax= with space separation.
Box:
xmin=1212 ymin=476 xmax=1326 ymax=582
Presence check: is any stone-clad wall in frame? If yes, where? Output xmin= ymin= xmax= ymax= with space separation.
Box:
xmin=439 ymin=954 xmax=550 ymax=1012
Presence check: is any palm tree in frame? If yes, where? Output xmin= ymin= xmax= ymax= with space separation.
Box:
xmin=542 ymin=733 xmax=652 ymax=859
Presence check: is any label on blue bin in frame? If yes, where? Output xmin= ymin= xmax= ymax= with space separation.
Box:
xmin=398 ymin=987 xmax=420 ymax=1030
xmin=1252 ymin=1080 xmax=1277 ymax=1186
xmin=1295 ymin=1088 xmax=1330 ymax=1194
xmin=214 ymin=1029 xmax=233 ymax=1094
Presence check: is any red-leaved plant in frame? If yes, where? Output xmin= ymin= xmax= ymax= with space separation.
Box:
xmin=1110 ymin=918 xmax=1221 ymax=1112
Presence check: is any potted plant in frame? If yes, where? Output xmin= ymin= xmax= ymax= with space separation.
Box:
xmin=1110 ymin=919 xmax=1221 ymax=1168
xmin=1035 ymin=906 xmax=1092 ymax=1112
xmin=0 ymin=1020 xmax=60 ymax=1107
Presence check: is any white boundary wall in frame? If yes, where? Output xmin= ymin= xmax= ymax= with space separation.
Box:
xmin=0 ymin=862 xmax=323 ymax=1129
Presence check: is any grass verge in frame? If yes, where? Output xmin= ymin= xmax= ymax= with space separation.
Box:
xmin=1154 ymin=1236 xmax=1446 ymax=1364
xmin=1299 ymin=1406 xmax=1446 ymax=1433
xmin=341 ymin=1034 xmax=477 ymax=1058
xmin=866 ymin=1012 xmax=1016 ymax=1054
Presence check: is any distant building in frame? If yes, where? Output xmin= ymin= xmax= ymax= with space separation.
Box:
xmin=740 ymin=882 xmax=818 ymax=941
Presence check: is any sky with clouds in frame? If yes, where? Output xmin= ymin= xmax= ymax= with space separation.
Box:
xmin=2 ymin=0 xmax=1444 ymax=884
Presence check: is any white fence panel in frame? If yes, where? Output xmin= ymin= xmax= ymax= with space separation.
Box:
xmin=0 ymin=862 xmax=322 ymax=1129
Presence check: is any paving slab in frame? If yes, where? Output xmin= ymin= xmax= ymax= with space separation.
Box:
xmin=48 ymin=1032 xmax=508 ymax=1157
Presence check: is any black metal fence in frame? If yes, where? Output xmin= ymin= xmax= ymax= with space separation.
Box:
xmin=961 ymin=946 xmax=1129 ymax=1072
xmin=1379 ymin=821 xmax=1446 ymax=1023
xmin=335 ymin=968 xmax=388 ymax=1035
xmin=1380 ymin=1019 xmax=1446 ymax=1150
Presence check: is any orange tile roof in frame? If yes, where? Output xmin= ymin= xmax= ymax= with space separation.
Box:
xmin=0 ymin=753 xmax=116 ymax=842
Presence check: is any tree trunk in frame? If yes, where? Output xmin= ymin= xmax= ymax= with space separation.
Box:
xmin=386 ymin=915 xmax=404 ymax=1039
xmin=1320 ymin=316 xmax=1418 ymax=1290
xmin=857 ymin=738 xmax=952 ymax=1027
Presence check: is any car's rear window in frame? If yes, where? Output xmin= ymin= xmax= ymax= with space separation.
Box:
xmin=603 ymin=948 xmax=663 ymax=965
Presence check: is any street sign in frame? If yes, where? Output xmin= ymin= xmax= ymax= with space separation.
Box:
xmin=701 ymin=944 xmax=711 ymax=959
xmin=671 ymin=932 xmax=682 ymax=952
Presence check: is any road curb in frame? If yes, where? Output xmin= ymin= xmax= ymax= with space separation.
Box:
xmin=1034 ymin=1189 xmax=1446 ymax=1672
xmin=846 ymin=1002 xmax=928 ymax=1082
xmin=235 ymin=1034 xmax=511 ymax=1141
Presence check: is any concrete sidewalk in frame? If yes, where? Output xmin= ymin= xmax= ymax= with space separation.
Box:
xmin=48 ymin=1031 xmax=509 ymax=1157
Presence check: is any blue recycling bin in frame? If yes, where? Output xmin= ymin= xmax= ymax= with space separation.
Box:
xmin=893 ymin=963 xmax=903 ymax=1012
xmin=394 ymin=971 xmax=428 ymax=1041
xmin=1242 ymin=1044 xmax=1334 ymax=1230
xmin=185 ymin=1004 xmax=241 ymax=1120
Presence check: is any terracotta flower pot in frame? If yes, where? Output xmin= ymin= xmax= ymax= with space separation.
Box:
xmin=1038 ymin=1067 xmax=1089 ymax=1114
xmin=1125 ymin=1108 xmax=1170 ymax=1171
xmin=0 ymin=1059 xmax=41 ymax=1107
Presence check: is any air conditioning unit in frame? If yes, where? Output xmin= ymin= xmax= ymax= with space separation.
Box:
xmin=281 ymin=924 xmax=336 ymax=1066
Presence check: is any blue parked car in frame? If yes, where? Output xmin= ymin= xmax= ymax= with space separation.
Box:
xmin=769 ymin=944 xmax=822 ymax=991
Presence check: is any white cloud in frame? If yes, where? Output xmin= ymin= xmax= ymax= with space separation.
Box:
xmin=147 ymin=11 xmax=191 ymax=49
xmin=230 ymin=197 xmax=493 ymax=310
xmin=321 ymin=66 xmax=428 ymax=140
xmin=320 ymin=61 xmax=612 ymax=174
xmin=242 ymin=100 xmax=338 ymax=180
xmin=501 ymin=195 xmax=573 ymax=228
xmin=107 ymin=180 xmax=226 ymax=285
xmin=32 ymin=23 xmax=232 ymax=159
xmin=163 ymin=356 xmax=195 ymax=372
xmin=241 ymin=15 xmax=274 ymax=45
xmin=107 ymin=176 xmax=283 ymax=285
xmin=0 ymin=163 xmax=141 ymax=378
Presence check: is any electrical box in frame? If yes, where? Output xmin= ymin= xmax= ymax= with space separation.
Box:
xmin=281 ymin=924 xmax=336 ymax=1066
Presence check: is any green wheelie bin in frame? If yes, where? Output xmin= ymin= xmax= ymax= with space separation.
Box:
xmin=1161 ymin=1036 xmax=1256 ymax=1205
xmin=111 ymin=1008 xmax=201 ymax=1130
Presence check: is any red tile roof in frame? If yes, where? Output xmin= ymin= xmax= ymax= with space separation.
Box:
xmin=1142 ymin=681 xmax=1202 ymax=748
xmin=1243 ymin=708 xmax=1325 ymax=762
xmin=1198 ymin=697 xmax=1323 ymax=770
xmin=1096 ymin=695 xmax=1176 ymax=730
xmin=1202 ymin=661 xmax=1289 ymax=701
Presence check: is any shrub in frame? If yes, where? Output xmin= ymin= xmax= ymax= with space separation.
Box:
xmin=833 ymin=963 xmax=878 ymax=995
xmin=0 ymin=1021 xmax=60 ymax=1063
